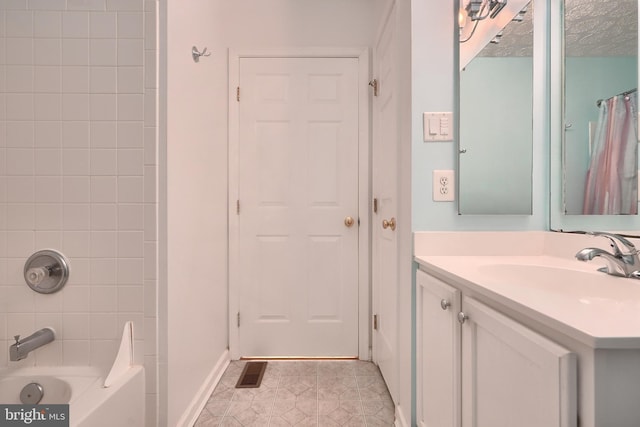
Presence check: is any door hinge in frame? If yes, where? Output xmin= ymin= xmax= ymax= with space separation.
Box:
xmin=236 ymin=199 xmax=240 ymax=214
xmin=236 ymin=86 xmax=240 ymax=102
xmin=369 ymin=79 xmax=379 ymax=96
xmin=373 ymin=314 xmax=379 ymax=330
xmin=373 ymin=198 xmax=378 ymax=214
xmin=237 ymin=312 xmax=240 ymax=327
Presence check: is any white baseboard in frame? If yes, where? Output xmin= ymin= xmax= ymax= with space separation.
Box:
xmin=178 ymin=350 xmax=230 ymax=427
xmin=394 ymin=403 xmax=409 ymax=427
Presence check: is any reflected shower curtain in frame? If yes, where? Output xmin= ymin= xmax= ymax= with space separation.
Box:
xmin=583 ymin=91 xmax=638 ymax=215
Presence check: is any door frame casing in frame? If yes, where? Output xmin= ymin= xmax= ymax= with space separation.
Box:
xmin=228 ymin=48 xmax=371 ymax=360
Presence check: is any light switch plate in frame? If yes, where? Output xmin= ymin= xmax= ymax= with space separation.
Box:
xmin=423 ymin=112 xmax=454 ymax=142
xmin=433 ymin=170 xmax=455 ymax=201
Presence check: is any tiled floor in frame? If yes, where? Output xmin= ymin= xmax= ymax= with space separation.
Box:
xmin=194 ymin=360 xmax=396 ymax=426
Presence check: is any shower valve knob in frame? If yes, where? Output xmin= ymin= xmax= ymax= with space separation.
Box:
xmin=23 ymin=250 xmax=70 ymax=294
xmin=26 ymin=267 xmax=48 ymax=286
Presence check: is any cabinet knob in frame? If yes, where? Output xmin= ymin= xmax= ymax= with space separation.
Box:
xmin=440 ymin=299 xmax=451 ymax=310
xmin=457 ymin=312 xmax=469 ymax=324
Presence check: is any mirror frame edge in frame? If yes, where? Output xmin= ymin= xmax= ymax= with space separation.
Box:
xmin=549 ymin=0 xmax=564 ymax=229
xmin=456 ymin=0 xmax=539 ymax=216
xmin=550 ymin=0 xmax=640 ymax=232
xmin=455 ymin=0 xmax=462 ymax=215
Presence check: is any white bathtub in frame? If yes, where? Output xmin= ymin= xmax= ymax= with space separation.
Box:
xmin=0 ymin=365 xmax=144 ymax=427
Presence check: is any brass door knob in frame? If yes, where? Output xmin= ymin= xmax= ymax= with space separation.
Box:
xmin=382 ymin=217 xmax=396 ymax=231
xmin=344 ymin=216 xmax=355 ymax=227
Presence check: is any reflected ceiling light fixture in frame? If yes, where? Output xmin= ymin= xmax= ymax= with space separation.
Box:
xmin=460 ymin=0 xmax=508 ymax=43
xmin=488 ymin=0 xmax=507 ymax=19
xmin=464 ymin=0 xmax=508 ymax=22
xmin=465 ymin=0 xmax=484 ymax=20
xmin=458 ymin=8 xmax=467 ymax=35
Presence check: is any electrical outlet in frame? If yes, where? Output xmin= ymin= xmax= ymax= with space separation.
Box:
xmin=433 ymin=170 xmax=455 ymax=201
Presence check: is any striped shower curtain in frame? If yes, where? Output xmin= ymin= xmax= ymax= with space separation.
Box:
xmin=583 ymin=91 xmax=638 ymax=215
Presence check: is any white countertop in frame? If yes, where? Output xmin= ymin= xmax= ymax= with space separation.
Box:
xmin=414 ymin=231 xmax=640 ymax=349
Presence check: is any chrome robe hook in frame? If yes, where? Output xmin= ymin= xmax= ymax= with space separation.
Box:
xmin=192 ymin=46 xmax=211 ymax=63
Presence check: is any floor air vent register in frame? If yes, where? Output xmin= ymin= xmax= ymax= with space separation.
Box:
xmin=235 ymin=361 xmax=267 ymax=388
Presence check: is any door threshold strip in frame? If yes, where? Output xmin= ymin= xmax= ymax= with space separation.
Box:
xmin=240 ymin=356 xmax=359 ymax=361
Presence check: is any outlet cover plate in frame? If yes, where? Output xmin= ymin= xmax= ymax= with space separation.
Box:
xmin=433 ymin=170 xmax=455 ymax=201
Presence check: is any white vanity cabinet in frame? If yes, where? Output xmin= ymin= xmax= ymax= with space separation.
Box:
xmin=460 ymin=295 xmax=577 ymax=427
xmin=417 ymin=270 xmax=461 ymax=427
xmin=417 ymin=270 xmax=577 ymax=427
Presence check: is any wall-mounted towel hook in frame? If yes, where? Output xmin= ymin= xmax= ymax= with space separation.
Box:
xmin=192 ymin=46 xmax=212 ymax=63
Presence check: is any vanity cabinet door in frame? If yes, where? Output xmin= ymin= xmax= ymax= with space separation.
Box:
xmin=416 ymin=270 xmax=462 ymax=427
xmin=460 ymin=296 xmax=577 ymax=427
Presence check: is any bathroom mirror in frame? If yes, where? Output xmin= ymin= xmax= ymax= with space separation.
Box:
xmin=562 ymin=0 xmax=638 ymax=216
xmin=458 ymin=0 xmax=534 ymax=215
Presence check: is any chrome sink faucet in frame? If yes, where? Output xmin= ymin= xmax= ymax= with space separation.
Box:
xmin=575 ymin=232 xmax=640 ymax=278
xmin=9 ymin=328 xmax=55 ymax=361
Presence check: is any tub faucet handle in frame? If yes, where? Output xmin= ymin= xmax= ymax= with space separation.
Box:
xmin=14 ymin=335 xmax=20 ymax=345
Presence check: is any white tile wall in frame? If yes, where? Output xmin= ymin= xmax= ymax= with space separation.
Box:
xmin=0 ymin=1 xmax=157 ymax=425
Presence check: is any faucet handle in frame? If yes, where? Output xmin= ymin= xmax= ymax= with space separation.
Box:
xmin=589 ymin=231 xmax=637 ymax=256
xmin=14 ymin=335 xmax=20 ymax=345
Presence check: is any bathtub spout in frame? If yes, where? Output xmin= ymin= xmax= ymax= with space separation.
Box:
xmin=9 ymin=328 xmax=55 ymax=361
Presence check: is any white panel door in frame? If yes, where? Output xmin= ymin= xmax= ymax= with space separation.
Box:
xmin=237 ymin=57 xmax=360 ymax=357
xmin=373 ymin=5 xmax=399 ymax=400
xmin=461 ymin=297 xmax=577 ymax=427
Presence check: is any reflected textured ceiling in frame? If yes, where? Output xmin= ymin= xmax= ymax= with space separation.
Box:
xmin=479 ymin=0 xmax=637 ymax=57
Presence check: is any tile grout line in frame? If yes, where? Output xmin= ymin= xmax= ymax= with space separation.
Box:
xmin=315 ymin=367 xmax=320 ymax=427
xmin=266 ymin=367 xmax=283 ymax=427
xmin=215 ymin=374 xmax=233 ymax=425
xmin=355 ymin=371 xmax=368 ymax=427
